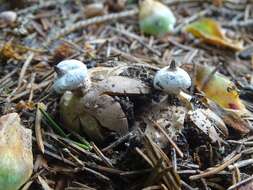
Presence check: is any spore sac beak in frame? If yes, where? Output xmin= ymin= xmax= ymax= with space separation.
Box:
xmin=54 ymin=65 xmax=66 ymax=77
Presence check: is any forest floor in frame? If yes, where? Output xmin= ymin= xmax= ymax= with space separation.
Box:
xmin=1 ymin=0 xmax=253 ymax=190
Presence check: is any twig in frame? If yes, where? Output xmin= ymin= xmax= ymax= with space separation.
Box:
xmin=91 ymin=142 xmax=114 ymax=168
xmin=35 ymin=103 xmax=46 ymax=154
xmin=109 ymin=27 xmax=161 ymax=56
xmin=18 ymin=52 xmax=34 ymax=91
xmin=80 ymin=166 xmax=111 ymax=182
xmin=228 ymin=158 xmax=253 ymax=170
xmin=181 ymin=180 xmax=197 ymax=190
xmin=46 ymin=9 xmax=138 ymax=45
xmin=44 ymin=149 xmax=76 ymax=166
xmin=102 ymin=131 xmax=134 ymax=152
xmin=10 ymin=80 xmax=51 ymax=101
xmin=28 ymin=73 xmax=36 ymax=102
xmin=150 ymin=119 xmax=184 ymax=158
xmin=45 ymin=133 xmax=100 ymax=162
xmin=222 ymin=19 xmax=253 ymax=28
xmin=17 ymin=0 xmax=66 ymax=14
xmin=190 ymin=153 xmax=241 ymax=180
xmin=0 ymin=68 xmax=18 ymax=85
xmin=136 ymin=147 xmax=154 ymax=167
xmin=227 ymin=175 xmax=253 ymax=190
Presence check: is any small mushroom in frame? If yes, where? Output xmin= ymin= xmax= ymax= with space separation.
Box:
xmin=53 ymin=59 xmax=91 ymax=94
xmin=54 ymin=60 xmax=152 ymax=143
xmin=0 ymin=11 xmax=17 ymax=27
xmin=153 ymin=60 xmax=192 ymax=94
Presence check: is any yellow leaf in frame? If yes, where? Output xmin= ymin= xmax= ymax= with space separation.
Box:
xmin=185 ymin=18 xmax=243 ymax=51
xmin=195 ymin=64 xmax=246 ymax=111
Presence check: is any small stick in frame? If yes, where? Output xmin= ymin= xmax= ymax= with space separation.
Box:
xmin=136 ymin=147 xmax=154 ymax=167
xmin=17 ymin=0 xmax=66 ymax=14
xmin=63 ymin=148 xmax=84 ymax=166
xmin=109 ymin=27 xmax=161 ymax=56
xmin=0 ymin=68 xmax=18 ymax=85
xmin=190 ymin=153 xmax=241 ymax=180
xmin=28 ymin=73 xmax=36 ymax=102
xmin=181 ymin=180 xmax=197 ymax=190
xmin=228 ymin=158 xmax=253 ymax=170
xmin=44 ymin=149 xmax=76 ymax=166
xmin=80 ymin=166 xmax=111 ymax=182
xmin=18 ymin=52 xmax=34 ymax=90
xmin=91 ymin=142 xmax=113 ymax=168
xmin=47 ymin=9 xmax=138 ymax=45
xmin=227 ymin=175 xmax=253 ymax=190
xmin=222 ymin=19 xmax=253 ymax=28
xmin=11 ymin=80 xmax=51 ymax=101
xmin=35 ymin=103 xmax=46 ymax=154
xmin=150 ymin=119 xmax=184 ymax=158
xmin=102 ymin=131 xmax=134 ymax=152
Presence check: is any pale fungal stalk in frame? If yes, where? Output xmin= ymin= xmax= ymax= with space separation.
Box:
xmin=153 ymin=60 xmax=192 ymax=94
xmin=53 ymin=59 xmax=91 ymax=95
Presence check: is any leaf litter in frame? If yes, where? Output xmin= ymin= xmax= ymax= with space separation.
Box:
xmin=0 ymin=0 xmax=253 ymax=190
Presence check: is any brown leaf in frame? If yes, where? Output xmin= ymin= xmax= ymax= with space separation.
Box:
xmin=15 ymin=100 xmax=35 ymax=111
xmin=98 ymin=76 xmax=151 ymax=95
xmin=222 ymin=111 xmax=250 ymax=134
xmin=185 ymin=18 xmax=243 ymax=51
xmin=143 ymin=100 xmax=187 ymax=148
xmin=82 ymin=89 xmax=128 ymax=135
xmin=189 ymin=109 xmax=222 ymax=142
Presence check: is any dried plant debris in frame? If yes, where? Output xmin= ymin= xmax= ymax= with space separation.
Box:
xmin=185 ymin=18 xmax=243 ymax=51
xmin=1 ymin=0 xmax=253 ymax=189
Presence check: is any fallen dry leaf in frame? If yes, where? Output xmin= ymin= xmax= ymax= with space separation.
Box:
xmin=222 ymin=111 xmax=250 ymax=134
xmin=144 ymin=101 xmax=187 ymax=148
xmin=1 ymin=41 xmax=23 ymax=60
xmin=207 ymin=99 xmax=251 ymax=134
xmin=195 ymin=64 xmax=246 ymax=112
xmin=203 ymin=108 xmax=228 ymax=138
xmin=189 ymin=109 xmax=222 ymax=143
xmin=185 ymin=18 xmax=243 ymax=51
xmin=15 ymin=100 xmax=35 ymax=111
xmin=98 ymin=75 xmax=151 ymax=95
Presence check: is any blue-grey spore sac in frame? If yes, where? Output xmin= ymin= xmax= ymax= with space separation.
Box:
xmin=53 ymin=59 xmax=89 ymax=94
xmin=153 ymin=66 xmax=191 ymax=94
